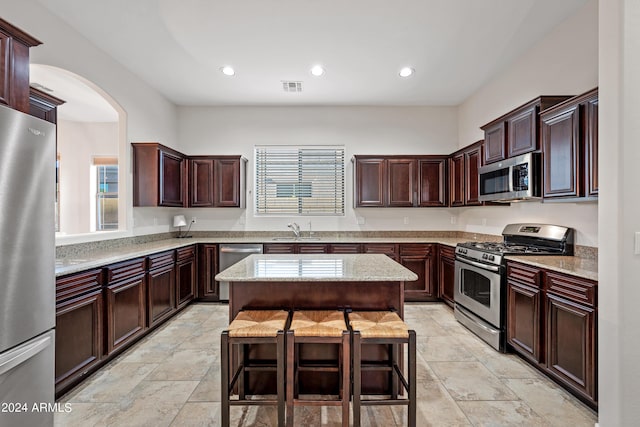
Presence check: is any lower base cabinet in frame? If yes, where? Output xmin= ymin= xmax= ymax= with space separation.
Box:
xmin=399 ymin=244 xmax=437 ymax=301
xmin=147 ymin=264 xmax=176 ymax=328
xmin=106 ymin=274 xmax=147 ymax=354
xmin=438 ymin=246 xmax=455 ymax=306
xmin=176 ymin=246 xmax=196 ymax=308
xmin=507 ymin=280 xmax=542 ymax=364
xmin=198 ymin=244 xmax=219 ymax=300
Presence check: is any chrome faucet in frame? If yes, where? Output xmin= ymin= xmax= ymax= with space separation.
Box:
xmin=287 ymin=222 xmax=301 ymax=239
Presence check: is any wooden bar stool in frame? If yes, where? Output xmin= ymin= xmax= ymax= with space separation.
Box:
xmin=221 ymin=310 xmax=290 ymax=427
xmin=348 ymin=311 xmax=417 ymax=427
xmin=285 ymin=310 xmax=350 ymax=427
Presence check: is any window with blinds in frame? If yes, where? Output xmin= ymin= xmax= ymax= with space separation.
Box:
xmin=255 ymin=146 xmax=345 ymax=215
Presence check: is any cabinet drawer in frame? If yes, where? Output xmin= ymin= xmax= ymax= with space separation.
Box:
xmin=545 ymin=272 xmax=596 ymax=307
xmin=105 ymin=257 xmax=146 ymax=283
xmin=400 ymin=243 xmax=433 ymax=256
xmin=263 ymin=243 xmax=296 ymax=254
xmin=56 ymin=269 xmax=103 ymax=303
xmin=148 ymin=251 xmax=175 ymax=270
xmin=298 ymin=244 xmax=328 ymax=254
xmin=176 ymin=245 xmax=196 ymax=262
xmin=507 ymin=262 xmax=542 ymax=288
xmin=439 ymin=245 xmax=455 ymax=259
xmin=363 ymin=243 xmax=398 ymax=257
xmin=329 ymin=244 xmax=362 ymax=254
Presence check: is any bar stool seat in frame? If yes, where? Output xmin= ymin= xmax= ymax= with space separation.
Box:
xmin=221 ymin=310 xmax=290 ymax=427
xmin=348 ymin=311 xmax=417 ymax=427
xmin=286 ymin=310 xmax=350 ymax=427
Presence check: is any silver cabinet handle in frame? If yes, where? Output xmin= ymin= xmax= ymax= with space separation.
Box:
xmin=0 ymin=334 xmax=51 ymax=376
xmin=455 ymin=257 xmax=500 ymax=273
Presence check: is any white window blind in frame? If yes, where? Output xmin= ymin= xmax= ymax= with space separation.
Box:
xmin=255 ymin=146 xmax=345 ymax=215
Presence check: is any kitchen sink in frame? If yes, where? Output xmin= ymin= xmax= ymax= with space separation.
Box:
xmin=271 ymin=237 xmax=321 ymax=241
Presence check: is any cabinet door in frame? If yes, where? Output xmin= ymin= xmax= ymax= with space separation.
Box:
xmin=176 ymin=247 xmax=196 ymax=309
xmin=546 ymin=294 xmax=596 ymax=403
xmin=542 ymin=105 xmax=581 ymax=198
xmin=418 ymin=158 xmax=447 ymax=207
xmin=399 ymin=244 xmax=437 ymax=301
xmin=354 ymin=157 xmax=385 ymax=207
xmin=507 ymin=105 xmax=538 ymax=157
xmin=585 ymin=96 xmax=598 ymax=197
xmin=507 ymin=280 xmax=542 ymax=364
xmin=55 ymin=290 xmax=103 ymax=396
xmin=0 ymin=31 xmax=10 ymax=108
xmin=190 ymin=158 xmax=214 ymax=207
xmin=159 ymin=149 xmax=186 ymax=207
xmin=438 ymin=246 xmax=455 ymax=307
xmin=147 ymin=264 xmax=176 ymax=328
xmin=449 ymin=154 xmax=465 ymax=207
xmin=106 ymin=274 xmax=147 ymax=354
xmin=387 ymin=158 xmax=416 ymax=207
xmin=483 ymin=122 xmax=506 ymax=164
xmin=198 ymin=244 xmax=219 ymax=300
xmin=214 ymin=158 xmax=241 ymax=207
xmin=464 ymin=145 xmax=482 ymax=206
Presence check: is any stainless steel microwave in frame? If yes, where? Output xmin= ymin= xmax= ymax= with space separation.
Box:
xmin=478 ymin=152 xmax=541 ymax=202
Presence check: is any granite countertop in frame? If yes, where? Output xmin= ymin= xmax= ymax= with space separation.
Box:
xmin=506 ymin=255 xmax=598 ymax=282
xmin=214 ymin=254 xmax=419 ymax=282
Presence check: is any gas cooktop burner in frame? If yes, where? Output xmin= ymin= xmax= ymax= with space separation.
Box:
xmin=460 ymin=242 xmax=551 ymax=254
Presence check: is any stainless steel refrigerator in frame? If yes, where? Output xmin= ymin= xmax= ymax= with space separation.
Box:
xmin=0 ymin=104 xmax=56 ymax=426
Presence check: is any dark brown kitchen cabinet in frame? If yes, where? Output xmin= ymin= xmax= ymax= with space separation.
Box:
xmin=541 ymin=88 xmax=598 ymax=200
xmin=418 ymin=157 xmax=448 ymax=207
xmin=329 ymin=243 xmax=362 ymax=253
xmin=298 ymin=244 xmax=329 ymax=254
xmin=29 ymin=86 xmax=65 ymax=123
xmin=437 ymin=245 xmax=455 ymax=307
xmin=54 ymin=269 xmax=103 ymax=397
xmin=198 ymin=244 xmax=220 ymax=300
xmin=399 ymin=244 xmax=437 ymax=301
xmin=481 ymin=96 xmax=572 ymax=164
xmin=0 ymin=19 xmax=41 ymax=113
xmin=507 ymin=262 xmax=543 ymax=365
xmin=483 ymin=122 xmax=506 ymax=164
xmin=105 ymin=258 xmax=147 ymax=354
xmin=263 ymin=243 xmax=297 ymax=254
xmin=387 ymin=158 xmax=416 ymax=207
xmin=176 ymin=246 xmax=196 ymax=309
xmin=449 ymin=141 xmax=483 ymax=206
xmin=132 ymin=143 xmax=187 ymax=207
xmin=354 ymin=157 xmax=385 ymax=207
xmin=545 ymin=272 xmax=597 ymax=406
xmin=147 ymin=251 xmax=176 ymax=328
xmin=362 ymin=243 xmax=399 ymax=261
xmin=189 ymin=156 xmax=247 ymax=208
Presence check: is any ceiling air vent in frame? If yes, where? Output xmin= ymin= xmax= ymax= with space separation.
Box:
xmin=282 ymin=81 xmax=303 ymax=93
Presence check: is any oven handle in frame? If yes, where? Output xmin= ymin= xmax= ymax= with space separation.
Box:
xmin=456 ymin=257 xmax=501 ymax=273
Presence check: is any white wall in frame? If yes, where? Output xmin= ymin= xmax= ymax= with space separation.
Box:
xmin=151 ymin=106 xmax=460 ymax=234
xmin=598 ymin=0 xmax=640 ymax=424
xmin=57 ymin=121 xmax=118 ymax=235
xmin=0 ymin=0 xmax=179 ymax=244
xmin=456 ymin=0 xmax=599 ymax=247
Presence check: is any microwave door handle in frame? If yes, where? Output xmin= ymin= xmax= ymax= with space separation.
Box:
xmin=508 ymin=166 xmax=514 ymax=192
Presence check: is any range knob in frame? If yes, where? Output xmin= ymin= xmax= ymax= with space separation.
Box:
xmin=489 ymin=255 xmax=495 ymax=261
xmin=482 ymin=254 xmax=488 ymax=260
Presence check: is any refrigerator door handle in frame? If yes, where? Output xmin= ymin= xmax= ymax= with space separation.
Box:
xmin=0 ymin=334 xmax=52 ymax=376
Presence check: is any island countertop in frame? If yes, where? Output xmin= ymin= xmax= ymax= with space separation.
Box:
xmin=215 ymin=253 xmax=419 ymax=282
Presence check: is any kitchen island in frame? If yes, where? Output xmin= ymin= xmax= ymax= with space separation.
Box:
xmin=215 ymin=253 xmax=418 ymax=394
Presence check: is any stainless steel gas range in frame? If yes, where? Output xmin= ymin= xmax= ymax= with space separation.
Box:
xmin=454 ymin=223 xmax=574 ymax=352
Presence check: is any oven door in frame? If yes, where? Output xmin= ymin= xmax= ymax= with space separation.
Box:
xmin=454 ymin=257 xmax=502 ymax=328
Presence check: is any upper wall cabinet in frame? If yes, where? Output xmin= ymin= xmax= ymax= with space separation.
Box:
xmin=481 ymin=96 xmax=573 ymax=164
xmin=541 ymin=88 xmax=598 ymax=200
xmin=0 ymin=18 xmax=42 ymax=113
xmin=132 ymin=143 xmax=187 ymax=207
xmin=189 ymin=156 xmax=246 ymax=208
xmin=353 ymin=155 xmax=447 ymax=208
xmin=29 ymin=86 xmax=66 ymax=124
xmin=449 ymin=141 xmax=483 ymax=207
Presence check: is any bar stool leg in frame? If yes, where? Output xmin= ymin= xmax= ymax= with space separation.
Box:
xmin=285 ymin=330 xmax=295 ymax=427
xmin=220 ymin=331 xmax=230 ymax=427
xmin=276 ymin=331 xmax=286 ymax=427
xmin=341 ymin=331 xmax=350 ymax=427
xmin=408 ymin=330 xmax=417 ymax=427
xmin=391 ymin=343 xmax=399 ymax=399
xmin=352 ymin=330 xmax=361 ymax=427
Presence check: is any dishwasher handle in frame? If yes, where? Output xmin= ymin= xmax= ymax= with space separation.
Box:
xmin=219 ymin=247 xmax=263 ymax=254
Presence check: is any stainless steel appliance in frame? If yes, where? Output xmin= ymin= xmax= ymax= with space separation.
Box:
xmin=454 ymin=223 xmax=574 ymax=351
xmin=0 ymin=105 xmax=56 ymax=426
xmin=478 ymin=152 xmax=541 ymax=202
xmin=218 ymin=244 xmax=263 ymax=300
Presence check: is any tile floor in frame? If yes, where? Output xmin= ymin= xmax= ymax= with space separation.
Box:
xmin=55 ymin=303 xmax=598 ymax=426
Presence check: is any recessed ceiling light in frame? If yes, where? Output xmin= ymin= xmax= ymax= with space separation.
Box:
xmin=310 ymin=65 xmax=325 ymax=77
xmin=221 ymin=66 xmax=235 ymax=76
xmin=399 ymin=67 xmax=415 ymax=78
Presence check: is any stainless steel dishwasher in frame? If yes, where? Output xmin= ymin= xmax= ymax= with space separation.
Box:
xmin=218 ymin=244 xmax=263 ymax=300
